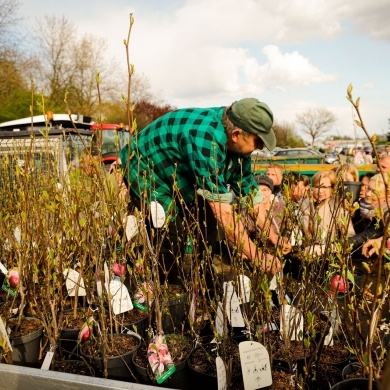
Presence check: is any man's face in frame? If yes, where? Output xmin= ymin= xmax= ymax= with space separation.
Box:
xmin=266 ymin=167 xmax=282 ymax=185
xmin=227 ymin=130 xmax=263 ymax=157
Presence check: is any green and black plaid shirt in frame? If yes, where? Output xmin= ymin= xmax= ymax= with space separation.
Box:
xmin=119 ymin=106 xmax=262 ymax=217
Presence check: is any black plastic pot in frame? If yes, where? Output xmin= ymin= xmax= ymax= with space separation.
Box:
xmin=80 ymin=333 xmax=141 ymax=381
xmin=160 ymin=286 xmax=186 ymax=334
xmin=330 ymin=378 xmax=378 ymax=390
xmin=9 ymin=317 xmax=43 ymax=367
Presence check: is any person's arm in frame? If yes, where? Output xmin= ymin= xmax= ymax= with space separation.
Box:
xmin=207 ymin=200 xmax=281 ymax=275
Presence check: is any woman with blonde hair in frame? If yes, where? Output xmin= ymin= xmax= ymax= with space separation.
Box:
xmin=300 ymin=170 xmax=355 ymax=255
xmin=335 ymin=163 xmax=359 ymax=182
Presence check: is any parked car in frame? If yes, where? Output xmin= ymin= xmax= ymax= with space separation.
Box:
xmin=271 ymin=148 xmax=325 ymax=164
xmin=324 ymin=153 xmax=340 ymax=164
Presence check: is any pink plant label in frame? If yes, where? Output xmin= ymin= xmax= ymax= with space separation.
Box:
xmin=216 ymin=356 xmax=227 ymax=390
xmin=239 ymin=341 xmax=272 ymax=389
xmin=147 ymin=333 xmax=176 ymax=384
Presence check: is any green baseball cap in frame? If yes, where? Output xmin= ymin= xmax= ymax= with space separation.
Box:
xmin=228 ymin=98 xmax=276 ymax=151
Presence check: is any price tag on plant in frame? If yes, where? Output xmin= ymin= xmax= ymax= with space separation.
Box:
xmin=63 ymin=269 xmax=86 ymax=296
xmin=125 ymin=215 xmax=138 ymax=241
xmin=238 ymin=274 xmax=251 ymax=303
xmin=216 ymin=356 xmax=227 ymax=390
xmin=280 ymin=304 xmax=303 ymax=341
xmin=223 ymin=281 xmax=245 ymax=327
xmin=106 ymin=279 xmax=133 ymax=314
xmin=0 ymin=263 xmax=8 ymax=275
xmin=0 ymin=317 xmax=12 ymax=352
xmin=150 ymin=201 xmax=165 ymax=228
xmin=239 ymin=341 xmax=272 ymax=389
xmin=40 ymin=351 xmax=54 ymax=370
xmin=324 ymin=325 xmax=334 ymax=346
xmin=214 ymin=302 xmax=224 ymax=339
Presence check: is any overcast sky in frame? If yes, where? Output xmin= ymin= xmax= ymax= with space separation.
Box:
xmin=16 ymin=0 xmax=390 ymax=143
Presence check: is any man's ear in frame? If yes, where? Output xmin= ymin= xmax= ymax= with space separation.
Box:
xmin=231 ymin=128 xmax=241 ymax=142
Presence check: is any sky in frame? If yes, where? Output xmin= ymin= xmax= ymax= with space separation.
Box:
xmin=15 ymin=0 xmax=390 ymax=144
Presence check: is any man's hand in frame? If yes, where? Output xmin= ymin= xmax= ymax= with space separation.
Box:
xmin=362 ymin=237 xmax=383 ymax=258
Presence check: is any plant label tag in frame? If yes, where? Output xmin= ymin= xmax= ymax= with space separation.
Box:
xmin=269 ymin=275 xmax=277 ymax=290
xmin=104 ymin=262 xmax=110 ymax=286
xmin=239 ymin=341 xmax=272 ymax=389
xmin=107 ymin=280 xmax=133 ymax=314
xmin=0 ymin=263 xmax=8 ymax=275
xmin=238 ymin=274 xmax=251 ymax=303
xmin=126 ymin=215 xmax=138 ymax=241
xmin=14 ymin=226 xmax=21 ymax=244
xmin=0 ymin=317 xmax=12 ymax=351
xmin=215 ymin=302 xmax=224 ymax=337
xmin=324 ymin=326 xmax=334 ymax=346
xmin=148 ymin=334 xmax=176 ymax=384
xmin=150 ymin=201 xmax=165 ymax=228
xmin=216 ymin=356 xmax=227 ymax=390
xmin=40 ymin=351 xmax=54 ymax=370
xmin=223 ymin=282 xmax=245 ymax=327
xmin=280 ymin=305 xmax=303 ymax=341
xmin=64 ymin=269 xmax=86 ymax=296
xmin=189 ymin=292 xmax=196 ymax=324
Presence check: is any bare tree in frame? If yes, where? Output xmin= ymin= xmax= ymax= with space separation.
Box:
xmin=34 ymin=15 xmax=121 ymax=116
xmin=296 ymin=108 xmax=337 ymax=148
xmin=0 ymin=0 xmax=20 ymax=51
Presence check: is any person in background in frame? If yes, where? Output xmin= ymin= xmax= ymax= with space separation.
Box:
xmin=335 ymin=163 xmax=359 ymax=182
xmin=349 ymin=174 xmax=390 ymax=254
xmin=376 ymin=155 xmax=390 ymax=175
xmin=364 ymin=149 xmax=373 ymax=165
xmin=353 ymin=147 xmax=365 ymax=166
xmin=300 ymin=170 xmax=355 ymax=256
xmin=266 ymin=163 xmax=284 ymax=200
xmin=358 ymin=172 xmax=376 ymax=200
xmin=119 ymin=98 xmax=282 ymax=283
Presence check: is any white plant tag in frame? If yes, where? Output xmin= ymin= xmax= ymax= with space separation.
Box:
xmin=0 ymin=317 xmax=12 ymax=351
xmin=280 ymin=305 xmax=303 ymax=341
xmin=238 ymin=274 xmax=251 ymax=303
xmin=216 ymin=356 xmax=227 ymax=390
xmin=215 ymin=302 xmax=224 ymax=338
xmin=269 ymin=275 xmax=277 ymax=290
xmin=324 ymin=326 xmax=334 ymax=346
xmin=189 ymin=292 xmax=196 ymax=324
xmin=0 ymin=262 xmax=8 ymax=275
xmin=96 ymin=279 xmax=102 ymax=298
xmin=106 ymin=280 xmax=133 ymax=315
xmin=223 ymin=282 xmax=245 ymax=327
xmin=40 ymin=351 xmax=54 ymax=370
xmin=64 ymin=269 xmax=86 ymax=296
xmin=239 ymin=341 xmax=272 ymax=389
xmin=126 ymin=215 xmax=138 ymax=241
xmin=14 ymin=226 xmax=21 ymax=244
xmin=150 ymin=201 xmax=165 ymax=228
xmin=104 ymin=262 xmax=110 ymax=286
